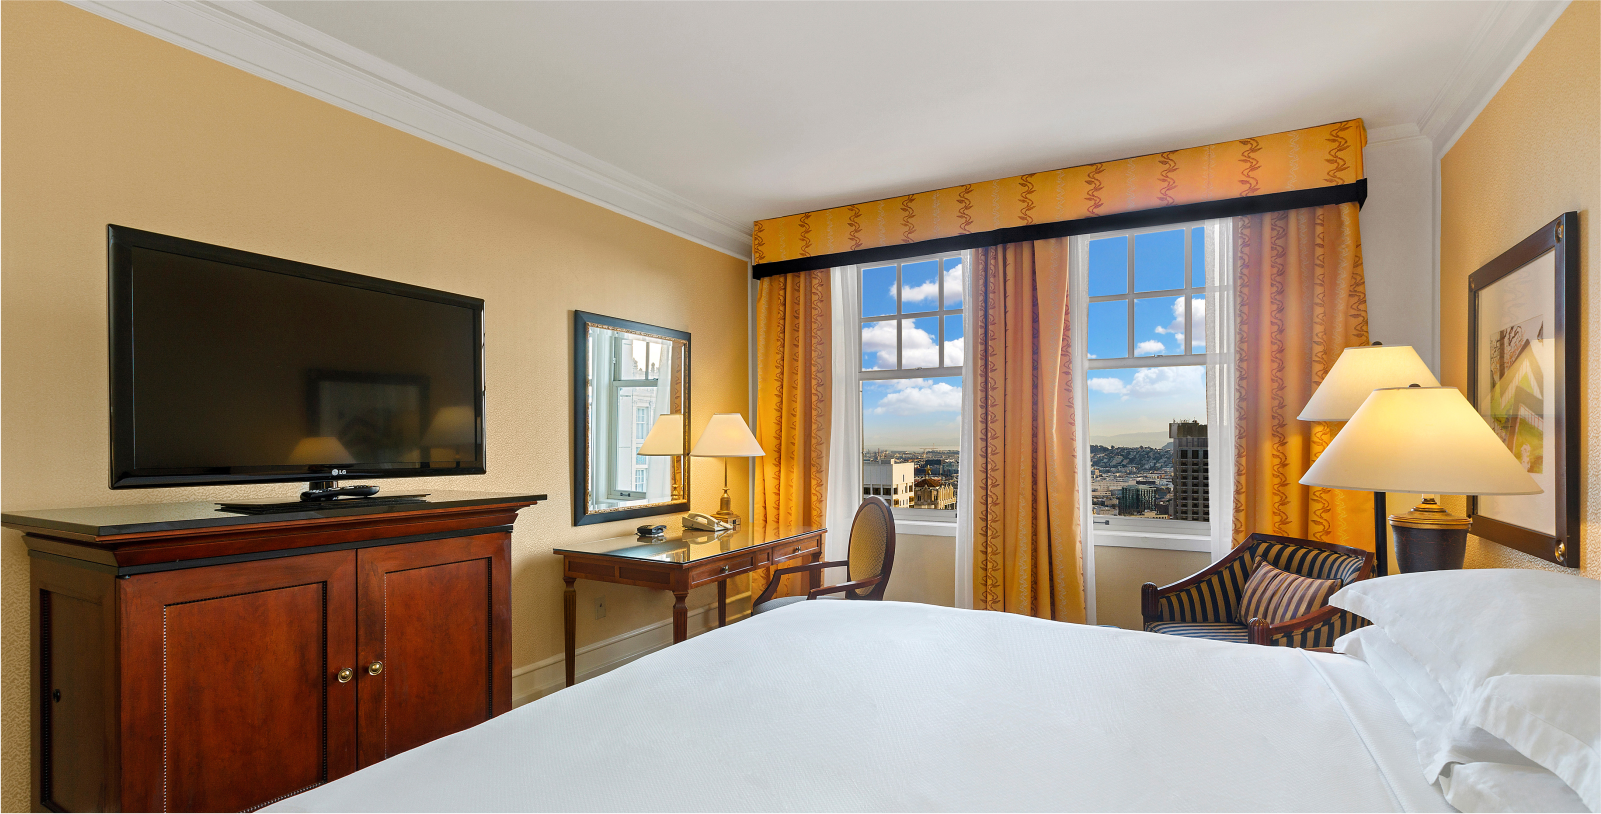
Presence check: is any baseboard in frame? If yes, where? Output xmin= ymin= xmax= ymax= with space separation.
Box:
xmin=510 ymin=591 xmax=752 ymax=706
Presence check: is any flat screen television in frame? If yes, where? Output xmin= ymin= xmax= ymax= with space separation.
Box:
xmin=108 ymin=225 xmax=486 ymax=489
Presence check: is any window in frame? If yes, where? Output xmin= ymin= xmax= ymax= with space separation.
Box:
xmin=859 ymin=252 xmax=966 ymax=516
xmin=1081 ymin=223 xmax=1213 ymax=525
xmin=633 ymin=405 xmax=650 ymax=465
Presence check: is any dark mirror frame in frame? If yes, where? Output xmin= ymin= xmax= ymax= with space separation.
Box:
xmin=571 ymin=311 xmax=691 ymax=526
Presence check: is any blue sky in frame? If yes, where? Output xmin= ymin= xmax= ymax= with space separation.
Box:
xmin=856 ymin=232 xmax=1208 ymax=448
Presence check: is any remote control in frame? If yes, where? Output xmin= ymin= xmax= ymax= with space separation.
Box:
xmin=636 ymin=524 xmax=666 ymax=538
xmin=300 ymin=484 xmax=380 ymax=501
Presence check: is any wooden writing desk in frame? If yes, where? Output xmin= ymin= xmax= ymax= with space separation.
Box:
xmin=555 ymin=524 xmax=826 ymax=686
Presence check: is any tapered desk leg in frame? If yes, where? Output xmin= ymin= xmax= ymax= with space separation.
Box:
xmin=563 ymin=576 xmax=577 ymax=687
xmin=717 ymin=579 xmax=727 ymax=628
xmin=672 ymin=590 xmax=689 ymax=643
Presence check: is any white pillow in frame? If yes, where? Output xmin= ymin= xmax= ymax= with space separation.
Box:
xmin=1440 ymin=762 xmax=1589 ymax=813
xmin=1329 ymin=569 xmax=1601 ymax=703
xmin=1465 ymin=674 xmax=1600 ymax=812
xmin=1335 ymin=625 xmax=1535 ymax=782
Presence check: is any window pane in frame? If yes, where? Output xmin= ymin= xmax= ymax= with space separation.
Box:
xmin=1191 ymin=294 xmax=1206 ymax=354
xmin=900 ymin=260 xmax=939 ymax=313
xmin=1134 ymin=296 xmax=1184 ymax=356
xmin=1088 ymin=236 xmax=1127 ymax=297
xmin=862 ymin=266 xmax=896 ymax=317
xmin=863 ymin=376 xmax=961 ymax=510
xmin=1085 ymin=366 xmax=1207 ymax=521
xmin=1087 ymin=300 xmax=1128 ymax=359
xmin=862 ymin=320 xmax=897 ymax=370
xmin=942 ymin=256 xmax=964 ymax=310
xmin=943 ymin=315 xmax=964 ymax=367
xmin=902 ymin=318 xmax=939 ymax=369
xmin=1134 ymin=229 xmax=1184 ymax=292
xmin=1191 ymin=226 xmax=1206 ymax=287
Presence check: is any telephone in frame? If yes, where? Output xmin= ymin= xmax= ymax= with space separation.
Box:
xmin=682 ymin=512 xmax=733 ymax=531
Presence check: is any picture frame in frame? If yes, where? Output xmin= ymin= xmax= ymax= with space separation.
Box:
xmin=1466 ymin=212 xmax=1580 ymax=568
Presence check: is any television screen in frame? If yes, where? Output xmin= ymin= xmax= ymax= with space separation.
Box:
xmin=109 ymin=226 xmax=485 ymax=488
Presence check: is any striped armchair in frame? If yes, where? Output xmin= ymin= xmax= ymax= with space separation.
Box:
xmin=1140 ymin=533 xmax=1374 ymax=647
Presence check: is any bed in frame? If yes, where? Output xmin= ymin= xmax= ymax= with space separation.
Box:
xmin=269 ymin=599 xmax=1456 ymax=812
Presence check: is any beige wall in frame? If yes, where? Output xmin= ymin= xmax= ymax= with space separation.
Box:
xmin=1093 ymin=545 xmax=1210 ymax=631
xmin=0 ymin=4 xmax=752 ymax=808
xmin=1438 ymin=1 xmax=1600 ymax=580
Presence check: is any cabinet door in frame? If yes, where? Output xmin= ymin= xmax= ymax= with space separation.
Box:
xmin=118 ymin=550 xmax=357 ymax=813
xmin=356 ymin=533 xmax=510 ymax=767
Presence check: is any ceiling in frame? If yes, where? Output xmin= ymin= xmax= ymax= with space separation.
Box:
xmin=85 ymin=1 xmax=1563 ymax=256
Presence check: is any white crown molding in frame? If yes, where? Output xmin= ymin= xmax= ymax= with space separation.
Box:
xmin=1417 ymin=0 xmax=1570 ymax=159
xmin=69 ymin=0 xmax=753 ymax=260
xmin=1366 ymin=123 xmax=1425 ymax=146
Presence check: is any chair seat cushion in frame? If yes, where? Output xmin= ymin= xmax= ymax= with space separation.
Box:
xmin=1237 ymin=559 xmax=1342 ymax=625
xmin=1145 ymin=621 xmax=1250 ymax=643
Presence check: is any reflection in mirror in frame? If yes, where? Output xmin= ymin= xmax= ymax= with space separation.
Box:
xmin=573 ymin=312 xmax=690 ymax=526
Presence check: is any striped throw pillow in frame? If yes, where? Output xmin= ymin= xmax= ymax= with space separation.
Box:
xmin=1236 ymin=559 xmax=1341 ymax=626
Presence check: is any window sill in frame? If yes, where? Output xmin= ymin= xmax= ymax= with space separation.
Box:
xmin=1091 ymin=529 xmax=1210 ymax=553
xmin=894 ymin=518 xmax=957 ymax=538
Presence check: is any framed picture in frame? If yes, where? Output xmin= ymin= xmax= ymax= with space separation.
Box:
xmin=1466 ymin=212 xmax=1580 ymax=568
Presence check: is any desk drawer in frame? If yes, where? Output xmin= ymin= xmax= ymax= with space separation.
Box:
xmin=688 ymin=552 xmax=762 ymax=586
xmin=771 ymin=536 xmax=821 ymax=565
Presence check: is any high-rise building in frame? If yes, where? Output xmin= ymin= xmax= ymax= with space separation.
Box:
xmin=1117 ymin=484 xmax=1157 ymax=515
xmin=1170 ymin=420 xmax=1208 ymax=521
xmin=863 ymin=461 xmax=916 ymax=507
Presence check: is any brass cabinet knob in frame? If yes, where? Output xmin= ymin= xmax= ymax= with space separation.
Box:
xmin=720 ymin=565 xmax=730 ymax=574
xmin=336 ymin=668 xmax=354 ymax=684
xmin=368 ymin=661 xmax=384 ymax=676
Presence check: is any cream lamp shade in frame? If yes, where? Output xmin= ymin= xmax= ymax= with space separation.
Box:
xmin=287 ymin=436 xmax=355 ymax=465
xmin=1298 ymin=345 xmax=1440 ymax=421
xmin=421 ymin=406 xmax=478 ymax=447
xmin=637 ymin=413 xmax=686 ymax=456
xmin=1300 ymin=386 xmax=1539 ymax=495
xmin=691 ymin=413 xmax=765 ymax=458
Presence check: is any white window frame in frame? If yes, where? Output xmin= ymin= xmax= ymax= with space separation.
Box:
xmin=1072 ymin=219 xmax=1234 ymax=564
xmin=851 ymin=250 xmax=970 ymax=531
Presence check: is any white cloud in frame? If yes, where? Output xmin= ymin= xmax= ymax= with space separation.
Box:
xmin=892 ymin=262 xmax=963 ymax=307
xmin=1136 ymin=339 xmax=1167 ymax=355
xmin=865 ymin=320 xmax=949 ymax=368
xmin=1086 ymin=366 xmax=1205 ymax=401
xmin=1152 ymin=296 xmax=1205 ymax=352
xmin=942 ymin=336 xmax=964 ymax=366
xmin=873 ymin=381 xmax=962 ymax=415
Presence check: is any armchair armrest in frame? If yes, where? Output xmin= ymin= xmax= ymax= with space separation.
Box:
xmin=1246 ymin=604 xmax=1371 ymax=648
xmin=1142 ymin=544 xmax=1255 ymax=627
xmin=753 ymin=559 xmax=849 ymax=607
xmin=807 ymin=576 xmax=880 ymax=599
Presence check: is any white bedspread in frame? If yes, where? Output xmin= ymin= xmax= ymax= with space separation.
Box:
xmin=269 ymin=601 xmax=1451 ymax=812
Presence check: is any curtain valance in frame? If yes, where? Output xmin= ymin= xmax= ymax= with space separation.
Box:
xmin=752 ymin=119 xmax=1366 ymax=278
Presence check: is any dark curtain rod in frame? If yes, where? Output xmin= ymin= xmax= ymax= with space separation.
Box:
xmin=751 ymin=179 xmax=1367 ymax=279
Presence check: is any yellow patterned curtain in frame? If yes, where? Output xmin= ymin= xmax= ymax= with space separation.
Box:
xmin=1233 ymin=203 xmax=1373 ymax=548
xmin=971 ymin=238 xmax=1084 ymax=621
xmin=752 ymin=269 xmax=831 ymax=600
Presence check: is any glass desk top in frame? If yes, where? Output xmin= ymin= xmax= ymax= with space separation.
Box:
xmin=553 ymin=525 xmax=822 ymax=564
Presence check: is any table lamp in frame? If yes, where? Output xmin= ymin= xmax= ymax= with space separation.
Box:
xmin=1298 ymin=344 xmax=1439 ymax=575
xmin=1300 ymin=385 xmax=1538 ymax=572
xmin=422 ymin=405 xmax=478 ymax=464
xmin=690 ymin=413 xmax=764 ymax=528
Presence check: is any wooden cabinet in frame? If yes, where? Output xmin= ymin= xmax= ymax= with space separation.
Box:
xmin=10 ymin=492 xmax=540 ymax=813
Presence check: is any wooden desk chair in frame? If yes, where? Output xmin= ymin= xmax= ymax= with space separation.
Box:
xmin=751 ymin=497 xmax=896 ymax=615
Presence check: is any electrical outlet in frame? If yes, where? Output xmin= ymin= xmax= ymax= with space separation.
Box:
xmin=595 ymin=597 xmax=606 ymax=620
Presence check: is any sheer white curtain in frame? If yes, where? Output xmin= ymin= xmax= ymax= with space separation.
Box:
xmin=824 ymin=265 xmax=862 ymax=577
xmin=954 ymin=259 xmax=977 ymax=610
xmin=1204 ymin=218 xmax=1237 ymax=563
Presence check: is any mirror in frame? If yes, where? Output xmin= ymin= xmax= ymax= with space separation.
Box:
xmin=572 ymin=311 xmax=690 ymax=525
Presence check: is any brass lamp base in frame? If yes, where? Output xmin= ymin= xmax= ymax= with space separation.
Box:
xmin=1389 ymin=496 xmax=1469 ymax=572
xmin=714 ymin=459 xmax=741 ymax=528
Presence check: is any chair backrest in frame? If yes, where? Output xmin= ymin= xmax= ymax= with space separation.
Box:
xmin=846 ymin=497 xmax=896 ymax=600
xmin=1245 ymin=533 xmax=1372 ymax=586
